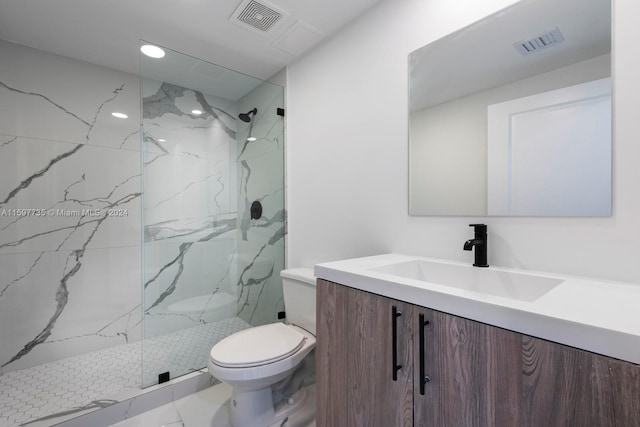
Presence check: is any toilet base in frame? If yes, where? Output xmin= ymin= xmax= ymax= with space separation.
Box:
xmin=269 ymin=385 xmax=315 ymax=427
xmin=228 ymin=385 xmax=311 ymax=427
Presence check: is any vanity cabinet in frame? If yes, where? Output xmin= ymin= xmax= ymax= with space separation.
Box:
xmin=316 ymin=279 xmax=640 ymax=427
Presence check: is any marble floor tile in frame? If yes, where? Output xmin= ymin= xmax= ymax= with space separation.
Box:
xmin=110 ymin=383 xmax=316 ymax=427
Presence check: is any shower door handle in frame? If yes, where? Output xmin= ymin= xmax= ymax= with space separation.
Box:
xmin=392 ymin=305 xmax=402 ymax=381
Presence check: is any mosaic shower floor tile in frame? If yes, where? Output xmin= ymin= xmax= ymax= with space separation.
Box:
xmin=0 ymin=317 xmax=251 ymax=427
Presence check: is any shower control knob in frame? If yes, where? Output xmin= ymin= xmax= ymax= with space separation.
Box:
xmin=250 ymin=201 xmax=262 ymax=220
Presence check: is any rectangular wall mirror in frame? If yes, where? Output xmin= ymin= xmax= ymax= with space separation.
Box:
xmin=408 ymin=0 xmax=612 ymax=216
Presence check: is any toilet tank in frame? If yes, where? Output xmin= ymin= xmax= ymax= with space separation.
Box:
xmin=280 ymin=267 xmax=316 ymax=335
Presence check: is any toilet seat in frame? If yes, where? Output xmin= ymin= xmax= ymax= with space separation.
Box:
xmin=210 ymin=323 xmax=306 ymax=368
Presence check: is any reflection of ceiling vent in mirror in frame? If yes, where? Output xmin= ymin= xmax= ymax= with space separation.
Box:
xmin=230 ymin=0 xmax=287 ymax=33
xmin=514 ymin=28 xmax=566 ymax=55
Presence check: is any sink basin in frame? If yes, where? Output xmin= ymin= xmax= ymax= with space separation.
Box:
xmin=370 ymin=260 xmax=562 ymax=302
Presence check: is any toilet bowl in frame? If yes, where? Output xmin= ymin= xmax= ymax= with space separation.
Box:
xmin=208 ymin=267 xmax=316 ymax=427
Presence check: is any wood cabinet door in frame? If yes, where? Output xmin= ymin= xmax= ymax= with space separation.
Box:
xmin=521 ymin=336 xmax=640 ymax=427
xmin=415 ymin=309 xmax=523 ymax=427
xmin=345 ymin=285 xmax=414 ymax=427
xmin=316 ymin=279 xmax=350 ymax=427
xmin=316 ymin=280 xmax=413 ymax=427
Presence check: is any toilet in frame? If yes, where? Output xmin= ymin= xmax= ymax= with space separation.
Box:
xmin=208 ymin=267 xmax=316 ymax=427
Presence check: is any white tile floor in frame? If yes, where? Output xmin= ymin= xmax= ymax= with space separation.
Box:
xmin=0 ymin=318 xmax=251 ymax=427
xmin=110 ymin=383 xmax=316 ymax=427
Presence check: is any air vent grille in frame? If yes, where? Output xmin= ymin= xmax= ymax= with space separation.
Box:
xmin=514 ymin=28 xmax=565 ymax=55
xmin=236 ymin=0 xmax=283 ymax=32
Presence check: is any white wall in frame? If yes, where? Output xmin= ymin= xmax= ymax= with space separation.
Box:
xmin=286 ymin=0 xmax=640 ymax=283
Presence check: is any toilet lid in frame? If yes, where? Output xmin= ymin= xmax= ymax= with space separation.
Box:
xmin=210 ymin=323 xmax=306 ymax=368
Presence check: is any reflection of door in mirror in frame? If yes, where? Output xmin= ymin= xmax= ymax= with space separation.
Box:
xmin=487 ymin=78 xmax=611 ymax=216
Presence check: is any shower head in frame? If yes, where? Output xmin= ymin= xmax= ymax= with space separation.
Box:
xmin=238 ymin=108 xmax=257 ymax=122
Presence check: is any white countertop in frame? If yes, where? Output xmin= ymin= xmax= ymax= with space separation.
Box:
xmin=314 ymin=253 xmax=640 ymax=365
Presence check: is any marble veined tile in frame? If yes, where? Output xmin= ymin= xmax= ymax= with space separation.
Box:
xmin=0 ymin=322 xmax=249 ymax=427
xmin=0 ymin=40 xmax=140 ymax=150
xmin=236 ymin=239 xmax=285 ymax=327
xmin=236 ymin=80 xmax=284 ymax=161
xmin=0 ymin=246 xmax=141 ymax=373
xmin=109 ymin=383 xmax=315 ymax=427
xmin=143 ymin=154 xmax=234 ymax=232
xmin=143 ymin=239 xmax=238 ymax=336
xmin=238 ymin=150 xmax=285 ymax=245
xmin=142 ymin=78 xmax=237 ymax=160
xmin=106 ymin=383 xmax=233 ymax=427
xmin=0 ymin=137 xmax=141 ymax=254
xmin=109 ymin=403 xmax=183 ymax=427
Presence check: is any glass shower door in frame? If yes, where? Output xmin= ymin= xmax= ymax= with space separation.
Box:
xmin=140 ymin=43 xmax=285 ymax=387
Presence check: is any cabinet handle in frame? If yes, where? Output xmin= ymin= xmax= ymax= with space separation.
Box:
xmin=419 ymin=313 xmax=430 ymax=395
xmin=392 ymin=305 xmax=402 ymax=381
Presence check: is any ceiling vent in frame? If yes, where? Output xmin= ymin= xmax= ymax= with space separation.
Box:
xmin=514 ymin=28 xmax=566 ymax=55
xmin=230 ymin=0 xmax=288 ymax=34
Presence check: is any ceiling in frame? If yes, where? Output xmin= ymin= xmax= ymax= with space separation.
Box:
xmin=0 ymin=0 xmax=383 ymax=81
xmin=409 ymin=0 xmax=611 ymax=112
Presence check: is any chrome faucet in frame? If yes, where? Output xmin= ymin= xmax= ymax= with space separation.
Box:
xmin=464 ymin=224 xmax=489 ymax=267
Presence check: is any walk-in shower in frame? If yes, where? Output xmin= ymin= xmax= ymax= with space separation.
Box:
xmin=0 ymin=38 xmax=285 ymax=426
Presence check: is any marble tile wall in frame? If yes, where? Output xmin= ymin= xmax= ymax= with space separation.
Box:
xmin=0 ymin=38 xmax=286 ymax=388
xmin=235 ymin=81 xmax=286 ymax=327
xmin=0 ymin=39 xmax=142 ymax=374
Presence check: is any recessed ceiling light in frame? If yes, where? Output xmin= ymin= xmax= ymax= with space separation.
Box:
xmin=158 ymin=138 xmax=166 ymax=142
xmin=112 ymin=112 xmax=128 ymax=119
xmin=247 ymin=136 xmax=257 ymax=142
xmin=192 ymin=109 xmax=203 ymax=115
xmin=141 ymin=44 xmax=165 ymax=59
